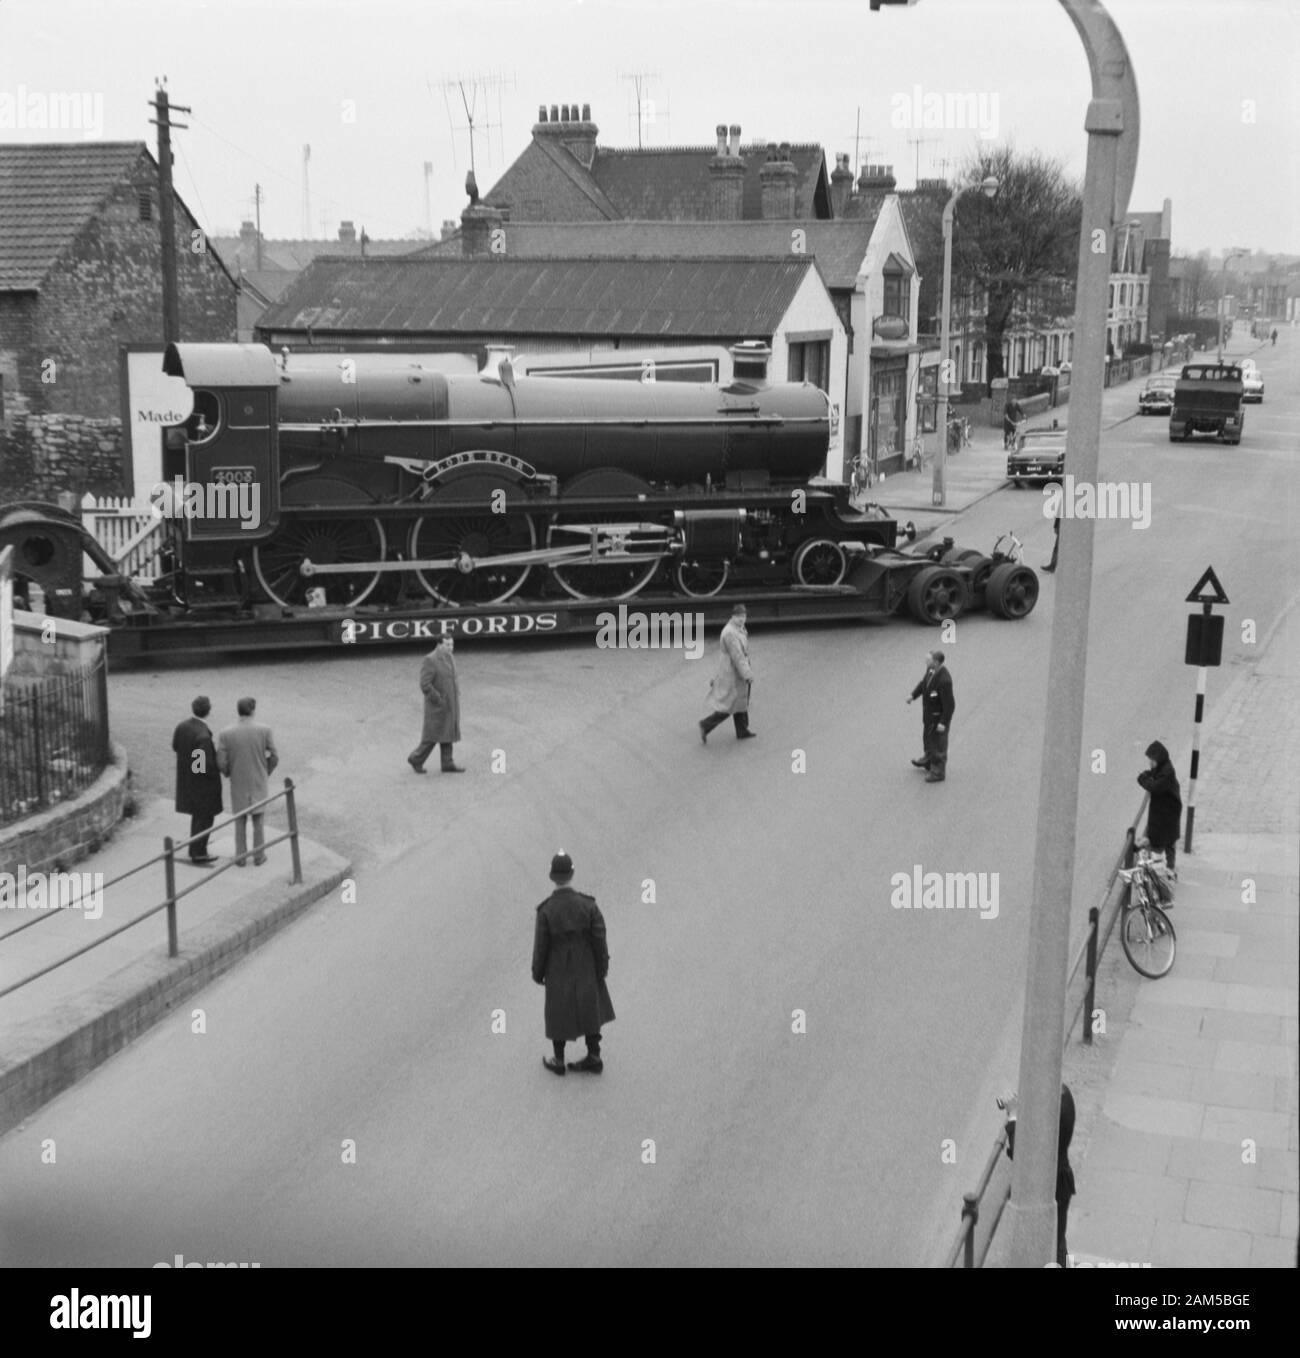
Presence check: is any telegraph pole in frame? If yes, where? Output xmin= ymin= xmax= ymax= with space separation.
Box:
xmin=149 ymin=81 xmax=190 ymax=345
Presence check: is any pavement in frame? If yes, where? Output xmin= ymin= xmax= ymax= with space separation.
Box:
xmin=0 ymin=793 xmax=350 ymax=1136
xmin=1060 ymin=604 xmax=1299 ymax=1269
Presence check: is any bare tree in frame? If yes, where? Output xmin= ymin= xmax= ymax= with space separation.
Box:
xmin=952 ymin=144 xmax=1081 ymax=385
xmin=1174 ymin=254 xmax=1211 ymax=318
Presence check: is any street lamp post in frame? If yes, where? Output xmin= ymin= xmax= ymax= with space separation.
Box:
xmin=935 ymin=176 xmax=998 ymax=507
xmin=1217 ymin=250 xmax=1248 ymax=362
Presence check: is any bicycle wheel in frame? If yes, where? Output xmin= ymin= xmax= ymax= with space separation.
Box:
xmin=1121 ymin=901 xmax=1177 ymax=978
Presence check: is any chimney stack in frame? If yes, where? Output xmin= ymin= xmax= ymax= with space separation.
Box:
xmin=760 ymin=142 xmax=798 ymax=220
xmin=709 ymin=120 xmax=745 ymax=220
xmin=856 ymin=163 xmax=897 ymax=218
xmin=338 ymin=220 xmax=357 ymax=244
xmin=461 ymin=201 xmax=505 ymax=256
xmin=239 ymin=219 xmax=258 ymax=244
xmin=534 ymin=97 xmax=599 ymax=169
xmin=830 ymin=152 xmax=854 ymax=218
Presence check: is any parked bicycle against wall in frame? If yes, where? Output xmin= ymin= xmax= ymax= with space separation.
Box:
xmin=1118 ymin=841 xmax=1177 ymax=978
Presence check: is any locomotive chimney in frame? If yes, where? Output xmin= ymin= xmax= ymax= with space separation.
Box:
xmin=729 ymin=341 xmax=772 ymax=385
xmin=709 ymin=120 xmax=744 ymax=221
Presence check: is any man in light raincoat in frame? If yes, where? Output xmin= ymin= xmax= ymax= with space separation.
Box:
xmin=699 ymin=603 xmax=755 ymax=744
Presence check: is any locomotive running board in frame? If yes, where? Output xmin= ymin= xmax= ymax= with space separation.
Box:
xmin=104 ymin=587 xmax=883 ymax=662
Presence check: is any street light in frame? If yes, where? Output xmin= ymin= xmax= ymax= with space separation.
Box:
xmin=1217 ymin=249 xmax=1248 ymax=362
xmin=935 ymin=174 xmax=998 ymax=506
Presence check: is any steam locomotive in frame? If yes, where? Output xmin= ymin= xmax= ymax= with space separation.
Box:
xmin=132 ymin=340 xmax=901 ymax=613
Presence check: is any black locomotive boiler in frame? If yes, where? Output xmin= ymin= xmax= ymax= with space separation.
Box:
xmin=155 ymin=341 xmax=902 ymax=610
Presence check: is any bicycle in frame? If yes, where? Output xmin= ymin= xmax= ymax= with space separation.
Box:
xmin=1117 ymin=843 xmax=1177 ymax=978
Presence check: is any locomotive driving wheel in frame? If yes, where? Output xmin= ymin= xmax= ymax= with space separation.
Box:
xmin=409 ymin=511 xmax=536 ymax=606
xmin=547 ymin=470 xmax=666 ymax=602
xmin=253 ymin=515 xmax=387 ymax=608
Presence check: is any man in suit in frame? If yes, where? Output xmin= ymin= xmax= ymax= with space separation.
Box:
xmin=907 ymin=649 xmax=955 ymax=782
xmin=217 ymin=697 xmax=279 ymax=866
xmin=172 ymin=695 xmax=222 ymax=866
xmin=532 ymin=852 xmax=615 ymax=1077
xmin=408 ymin=635 xmax=464 ymax=773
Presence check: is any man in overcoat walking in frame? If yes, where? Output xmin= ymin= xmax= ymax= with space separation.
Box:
xmin=217 ymin=697 xmax=279 ymax=866
xmin=1137 ymin=739 xmax=1182 ymax=873
xmin=172 ymin=695 xmax=222 ymax=866
xmin=907 ymin=648 xmax=955 ymax=782
xmin=699 ymin=603 xmax=755 ymax=743
xmin=532 ymin=852 xmax=615 ymax=1076
xmin=408 ymin=635 xmax=464 ymax=773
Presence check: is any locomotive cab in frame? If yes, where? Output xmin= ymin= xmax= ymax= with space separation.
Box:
xmin=162 ymin=344 xmax=281 ymax=541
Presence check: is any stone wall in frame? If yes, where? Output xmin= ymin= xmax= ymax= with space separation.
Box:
xmin=1 ymin=411 xmax=124 ymax=500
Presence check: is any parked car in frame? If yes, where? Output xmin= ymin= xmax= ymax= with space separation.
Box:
xmin=1007 ymin=426 xmax=1067 ymax=486
xmin=1239 ymin=358 xmax=1264 ymax=403
xmin=1138 ymin=375 xmax=1176 ymax=415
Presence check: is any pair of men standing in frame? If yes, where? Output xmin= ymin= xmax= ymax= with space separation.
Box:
xmin=907 ymin=649 xmax=955 ymax=782
xmin=172 ymin=696 xmax=279 ymax=866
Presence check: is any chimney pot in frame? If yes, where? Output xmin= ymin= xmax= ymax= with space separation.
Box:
xmin=779 ymin=141 xmax=791 ymax=162
xmin=728 ymin=123 xmax=741 ymax=156
xmin=561 ymin=104 xmax=569 ymax=122
xmin=538 ymin=104 xmax=547 ymax=122
xmin=582 ymin=102 xmax=591 ymax=121
xmin=550 ymin=104 xmax=559 ymax=123
xmin=716 ymin=124 xmax=727 ymax=156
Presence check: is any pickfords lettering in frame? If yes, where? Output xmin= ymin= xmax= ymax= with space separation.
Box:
xmin=340 ymin=613 xmax=559 ymax=644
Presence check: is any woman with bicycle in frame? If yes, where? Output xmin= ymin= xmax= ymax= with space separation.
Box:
xmin=1137 ymin=740 xmax=1182 ymax=876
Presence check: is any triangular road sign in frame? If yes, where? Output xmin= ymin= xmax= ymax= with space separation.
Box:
xmin=1186 ymin=565 xmax=1229 ymax=605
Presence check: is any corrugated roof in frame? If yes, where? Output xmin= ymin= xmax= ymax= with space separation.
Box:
xmin=257 ymin=256 xmax=817 ymax=338
xmin=416 ymin=219 xmax=877 ymax=291
xmin=0 ymin=141 xmax=147 ymax=289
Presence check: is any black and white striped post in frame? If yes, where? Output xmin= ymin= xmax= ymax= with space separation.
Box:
xmin=1183 ymin=566 xmax=1229 ymax=855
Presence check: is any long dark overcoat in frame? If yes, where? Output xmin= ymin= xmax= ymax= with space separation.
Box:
xmin=1137 ymin=740 xmax=1182 ymax=845
xmin=419 ymin=647 xmax=461 ymax=744
xmin=532 ymin=887 xmax=616 ymax=1041
xmin=172 ymin=716 xmax=223 ymax=816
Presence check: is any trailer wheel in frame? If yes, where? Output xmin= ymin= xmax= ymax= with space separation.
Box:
xmin=941 ymin=548 xmax=994 ymax=597
xmin=985 ymin=562 xmax=1039 ymax=619
xmin=792 ymin=538 xmax=846 ymax=587
xmin=906 ymin=566 xmax=968 ymax=625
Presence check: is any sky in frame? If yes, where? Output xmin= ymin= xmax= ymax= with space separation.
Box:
xmin=1 ymin=0 xmax=1296 ymax=257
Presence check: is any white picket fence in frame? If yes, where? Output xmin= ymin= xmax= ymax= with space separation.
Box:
xmin=81 ymin=493 xmax=164 ymax=581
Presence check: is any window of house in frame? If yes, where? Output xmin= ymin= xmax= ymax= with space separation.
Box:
xmin=787 ymin=339 xmax=830 ymax=392
xmin=1108 ymin=284 xmax=1115 ymax=310
xmin=883 ymin=267 xmax=911 ymax=321
xmin=138 ymin=192 xmax=152 ymax=222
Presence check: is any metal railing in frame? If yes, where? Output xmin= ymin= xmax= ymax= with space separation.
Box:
xmin=943 ymin=793 xmax=1149 ymax=1267
xmin=0 ymin=778 xmax=303 ymax=1000
xmin=0 ymin=655 xmax=110 ymax=825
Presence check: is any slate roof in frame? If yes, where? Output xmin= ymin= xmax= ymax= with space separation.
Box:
xmin=0 ymin=141 xmax=147 ymax=290
xmin=208 ymin=234 xmax=421 ymax=275
xmin=256 ymin=256 xmax=818 ymax=339
xmin=417 ymin=218 xmax=878 ymax=292
xmin=484 ymin=139 xmax=831 ymax=222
